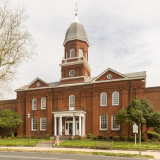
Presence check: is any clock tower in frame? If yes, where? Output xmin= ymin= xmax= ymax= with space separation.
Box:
xmin=60 ymin=13 xmax=91 ymax=85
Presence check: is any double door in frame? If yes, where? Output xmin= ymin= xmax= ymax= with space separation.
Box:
xmin=65 ymin=121 xmax=79 ymax=135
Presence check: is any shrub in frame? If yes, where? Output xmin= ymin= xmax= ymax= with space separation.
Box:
xmin=7 ymin=133 xmax=11 ymax=137
xmin=3 ymin=136 xmax=6 ymax=139
xmin=0 ymin=136 xmax=1 ymax=139
xmin=23 ymin=136 xmax=28 ymax=139
xmin=11 ymin=136 xmax=15 ymax=139
xmin=114 ymin=137 xmax=117 ymax=140
xmin=93 ymin=137 xmax=96 ymax=140
xmin=31 ymin=136 xmax=36 ymax=139
xmin=16 ymin=135 xmax=21 ymax=139
xmin=38 ymin=136 xmax=43 ymax=139
xmin=78 ymin=136 xmax=81 ymax=140
xmin=46 ymin=134 xmax=50 ymax=140
xmin=128 ymin=136 xmax=134 ymax=141
xmin=14 ymin=133 xmax=17 ymax=137
xmin=141 ymin=136 xmax=146 ymax=142
xmin=8 ymin=137 xmax=11 ymax=139
xmin=120 ymin=136 xmax=125 ymax=141
xmin=98 ymin=135 xmax=103 ymax=139
xmin=151 ymin=138 xmax=159 ymax=142
xmin=147 ymin=131 xmax=160 ymax=139
xmin=109 ymin=136 xmax=113 ymax=139
xmin=103 ymin=137 xmax=106 ymax=140
xmin=87 ymin=133 xmax=93 ymax=139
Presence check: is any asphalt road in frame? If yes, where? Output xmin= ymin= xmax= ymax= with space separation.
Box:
xmin=0 ymin=151 xmax=152 ymax=160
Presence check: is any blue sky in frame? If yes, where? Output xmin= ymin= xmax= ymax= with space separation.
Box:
xmin=6 ymin=0 xmax=160 ymax=99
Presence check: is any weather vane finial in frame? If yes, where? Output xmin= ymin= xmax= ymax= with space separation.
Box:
xmin=75 ymin=3 xmax=78 ymax=15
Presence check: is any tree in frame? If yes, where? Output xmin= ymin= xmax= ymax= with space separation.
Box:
xmin=0 ymin=109 xmax=23 ymax=136
xmin=115 ymin=97 xmax=156 ymax=136
xmin=0 ymin=0 xmax=36 ymax=98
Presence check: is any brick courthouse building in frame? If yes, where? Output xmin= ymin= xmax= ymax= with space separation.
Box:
xmin=1 ymin=13 xmax=160 ymax=138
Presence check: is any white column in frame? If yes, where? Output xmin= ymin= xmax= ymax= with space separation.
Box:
xmin=54 ymin=117 xmax=57 ymax=136
xmin=79 ymin=116 xmax=81 ymax=136
xmin=59 ymin=117 xmax=62 ymax=135
xmin=82 ymin=116 xmax=85 ymax=136
xmin=73 ymin=116 xmax=75 ymax=135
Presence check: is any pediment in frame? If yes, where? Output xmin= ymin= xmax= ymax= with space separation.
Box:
xmin=93 ymin=68 xmax=128 ymax=82
xmin=26 ymin=77 xmax=50 ymax=89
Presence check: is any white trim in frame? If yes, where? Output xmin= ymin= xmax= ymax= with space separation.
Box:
xmin=40 ymin=117 xmax=46 ymax=131
xmin=41 ymin=97 xmax=46 ymax=109
xmin=79 ymin=49 xmax=83 ymax=57
xmin=32 ymin=117 xmax=37 ymax=131
xmin=100 ymin=115 xmax=108 ymax=130
xmin=112 ymin=91 xmax=119 ymax=105
xmin=32 ymin=98 xmax=37 ymax=110
xmin=61 ymin=76 xmax=85 ymax=80
xmin=100 ymin=92 xmax=107 ymax=106
xmin=111 ymin=115 xmax=120 ymax=130
xmin=69 ymin=95 xmax=75 ymax=110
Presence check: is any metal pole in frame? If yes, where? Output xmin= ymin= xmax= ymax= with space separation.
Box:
xmin=28 ymin=117 xmax=29 ymax=142
xmin=75 ymin=116 xmax=76 ymax=143
xmin=135 ymin=133 xmax=136 ymax=146
xmin=139 ymin=113 xmax=141 ymax=155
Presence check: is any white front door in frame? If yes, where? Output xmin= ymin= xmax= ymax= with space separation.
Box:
xmin=65 ymin=121 xmax=79 ymax=135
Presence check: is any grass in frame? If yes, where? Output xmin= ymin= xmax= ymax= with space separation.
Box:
xmin=59 ymin=140 xmax=160 ymax=150
xmin=0 ymin=139 xmax=50 ymax=146
xmin=0 ymin=148 xmax=154 ymax=158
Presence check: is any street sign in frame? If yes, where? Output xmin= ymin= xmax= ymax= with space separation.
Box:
xmin=133 ymin=123 xmax=138 ymax=133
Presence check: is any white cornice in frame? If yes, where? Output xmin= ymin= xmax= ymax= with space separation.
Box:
xmin=61 ymin=76 xmax=85 ymax=80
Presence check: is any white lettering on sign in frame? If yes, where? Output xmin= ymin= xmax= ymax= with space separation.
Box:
xmin=133 ymin=123 xmax=138 ymax=133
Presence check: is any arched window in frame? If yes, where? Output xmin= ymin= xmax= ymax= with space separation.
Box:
xmin=41 ymin=97 xmax=46 ymax=109
xmin=79 ymin=49 xmax=83 ymax=57
xmin=100 ymin=92 xmax=107 ymax=106
xmin=32 ymin=98 xmax=37 ymax=110
xmin=70 ymin=49 xmax=75 ymax=58
xmin=112 ymin=91 xmax=119 ymax=105
xmin=86 ymin=52 xmax=88 ymax=60
xmin=66 ymin=52 xmax=67 ymax=59
xmin=69 ymin=95 xmax=75 ymax=110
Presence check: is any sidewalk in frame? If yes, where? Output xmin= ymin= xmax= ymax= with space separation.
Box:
xmin=0 ymin=146 xmax=159 ymax=159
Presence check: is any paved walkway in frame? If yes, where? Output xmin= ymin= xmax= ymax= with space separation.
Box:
xmin=0 ymin=146 xmax=159 ymax=160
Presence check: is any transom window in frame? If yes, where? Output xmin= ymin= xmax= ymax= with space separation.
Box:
xmin=100 ymin=92 xmax=107 ymax=106
xmin=112 ymin=115 xmax=120 ymax=130
xmin=100 ymin=115 xmax=108 ymax=130
xmin=32 ymin=98 xmax=37 ymax=110
xmin=112 ymin=91 xmax=119 ymax=105
xmin=70 ymin=49 xmax=75 ymax=58
xmin=79 ymin=49 xmax=83 ymax=57
xmin=32 ymin=118 xmax=37 ymax=130
xmin=40 ymin=117 xmax=46 ymax=130
xmin=69 ymin=95 xmax=75 ymax=110
xmin=41 ymin=97 xmax=46 ymax=109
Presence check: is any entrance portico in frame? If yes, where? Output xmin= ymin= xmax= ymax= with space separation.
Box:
xmin=52 ymin=110 xmax=86 ymax=136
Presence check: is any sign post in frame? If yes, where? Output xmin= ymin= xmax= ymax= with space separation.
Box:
xmin=133 ymin=123 xmax=138 ymax=146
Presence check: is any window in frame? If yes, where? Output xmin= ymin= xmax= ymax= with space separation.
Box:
xmin=69 ymin=95 xmax=75 ymax=110
xmin=112 ymin=91 xmax=119 ymax=105
xmin=40 ymin=117 xmax=46 ymax=130
xmin=66 ymin=123 xmax=68 ymax=130
xmin=41 ymin=97 xmax=46 ymax=109
xmin=32 ymin=118 xmax=37 ymax=130
xmin=100 ymin=92 xmax=107 ymax=106
xmin=70 ymin=49 xmax=75 ymax=58
xmin=32 ymin=98 xmax=37 ymax=110
xmin=66 ymin=52 xmax=67 ymax=59
xmin=79 ymin=49 xmax=83 ymax=57
xmin=112 ymin=115 xmax=120 ymax=130
xmin=100 ymin=115 xmax=108 ymax=130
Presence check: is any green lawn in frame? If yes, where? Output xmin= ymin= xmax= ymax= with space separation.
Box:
xmin=59 ymin=140 xmax=160 ymax=150
xmin=0 ymin=139 xmax=50 ymax=146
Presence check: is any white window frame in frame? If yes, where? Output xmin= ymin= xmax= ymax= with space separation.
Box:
xmin=79 ymin=49 xmax=83 ymax=57
xmin=32 ymin=118 xmax=37 ymax=131
xmin=70 ymin=49 xmax=75 ymax=58
xmin=100 ymin=92 xmax=107 ymax=106
xmin=111 ymin=115 xmax=120 ymax=130
xmin=41 ymin=97 xmax=46 ymax=109
xmin=112 ymin=91 xmax=119 ymax=105
xmin=40 ymin=117 xmax=46 ymax=131
xmin=69 ymin=95 xmax=75 ymax=110
xmin=100 ymin=115 xmax=108 ymax=130
xmin=32 ymin=98 xmax=37 ymax=110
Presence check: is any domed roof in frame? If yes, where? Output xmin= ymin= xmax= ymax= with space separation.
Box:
xmin=63 ymin=15 xmax=89 ymax=46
